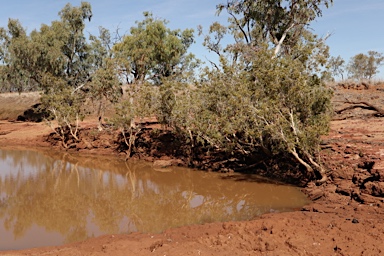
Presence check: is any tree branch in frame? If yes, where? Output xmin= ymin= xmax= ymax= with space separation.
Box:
xmin=335 ymin=101 xmax=384 ymax=116
xmin=273 ymin=23 xmax=295 ymax=58
xmin=227 ymin=10 xmax=250 ymax=45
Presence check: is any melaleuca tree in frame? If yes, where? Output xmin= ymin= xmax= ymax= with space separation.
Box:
xmin=160 ymin=50 xmax=331 ymax=181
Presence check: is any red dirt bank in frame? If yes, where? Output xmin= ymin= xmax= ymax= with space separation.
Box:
xmin=1 ymin=85 xmax=384 ymax=255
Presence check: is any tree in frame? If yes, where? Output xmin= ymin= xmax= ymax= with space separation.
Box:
xmin=111 ymin=83 xmax=156 ymax=158
xmin=347 ymin=51 xmax=384 ymax=81
xmin=216 ymin=0 xmax=333 ymax=57
xmin=157 ymin=0 xmax=334 ymax=182
xmin=113 ymin=12 xmax=199 ymax=84
xmin=88 ymin=27 xmax=122 ymax=130
xmin=328 ymin=55 xmax=345 ymax=80
xmin=162 ymin=49 xmax=332 ymax=182
xmin=0 ymin=2 xmax=122 ymax=147
xmin=0 ymin=2 xmax=93 ymax=88
xmin=0 ymin=19 xmax=41 ymax=92
xmin=38 ymin=2 xmax=93 ymax=147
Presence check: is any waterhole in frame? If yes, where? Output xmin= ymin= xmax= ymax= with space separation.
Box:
xmin=0 ymin=148 xmax=309 ymax=250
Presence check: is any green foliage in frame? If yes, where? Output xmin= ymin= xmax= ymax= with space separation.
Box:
xmin=0 ymin=2 xmax=93 ymax=90
xmin=328 ymin=55 xmax=345 ymax=81
xmin=154 ymin=0 xmax=334 ymax=181
xmin=161 ymin=50 xmax=332 ymax=156
xmin=216 ymin=0 xmax=333 ymax=57
xmin=0 ymin=19 xmax=39 ymax=92
xmin=113 ymin=12 xmax=199 ymax=84
xmin=347 ymin=51 xmax=384 ymax=81
xmin=0 ymin=2 xmax=124 ymax=142
xmin=89 ymin=59 xmax=122 ymax=129
xmin=40 ymin=76 xmax=86 ymax=148
xmin=112 ymin=83 xmax=157 ymax=157
xmin=88 ymin=27 xmax=122 ymax=129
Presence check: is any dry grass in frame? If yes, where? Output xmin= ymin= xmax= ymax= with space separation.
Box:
xmin=0 ymin=91 xmax=120 ymax=122
xmin=0 ymin=92 xmax=41 ymax=120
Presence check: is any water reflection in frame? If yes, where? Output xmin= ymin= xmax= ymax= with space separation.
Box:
xmin=0 ymin=149 xmax=309 ymax=250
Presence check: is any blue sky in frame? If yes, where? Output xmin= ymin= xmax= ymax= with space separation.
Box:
xmin=1 ymin=0 xmax=384 ymax=79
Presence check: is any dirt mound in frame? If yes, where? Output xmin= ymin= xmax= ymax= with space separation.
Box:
xmin=336 ymin=81 xmax=370 ymax=90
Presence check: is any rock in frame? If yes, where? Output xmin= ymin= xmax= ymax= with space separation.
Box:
xmin=101 ymin=139 xmax=111 ymax=148
xmin=325 ymin=184 xmax=337 ymax=193
xmin=352 ymin=154 xmax=361 ymax=160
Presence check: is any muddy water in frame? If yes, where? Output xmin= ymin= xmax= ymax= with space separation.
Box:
xmin=0 ymin=149 xmax=310 ymax=250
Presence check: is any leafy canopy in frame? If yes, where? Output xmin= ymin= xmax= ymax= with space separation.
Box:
xmin=113 ymin=12 xmax=199 ymax=84
xmin=347 ymin=51 xmax=384 ymax=81
xmin=159 ymin=0 xmax=334 ymax=182
xmin=216 ymin=0 xmax=333 ymax=57
xmin=0 ymin=2 xmax=124 ymax=144
xmin=328 ymin=55 xmax=345 ymax=81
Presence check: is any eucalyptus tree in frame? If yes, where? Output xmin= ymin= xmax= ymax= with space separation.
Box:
xmin=165 ymin=0 xmax=334 ymax=182
xmin=109 ymin=12 xmax=200 ymax=156
xmin=347 ymin=51 xmax=384 ymax=81
xmin=0 ymin=2 xmax=118 ymax=147
xmin=88 ymin=27 xmax=122 ymax=130
xmin=216 ymin=0 xmax=333 ymax=57
xmin=0 ymin=19 xmax=40 ymax=92
xmin=199 ymin=0 xmax=333 ymax=73
xmin=328 ymin=55 xmax=345 ymax=81
xmin=113 ymin=12 xmax=199 ymax=85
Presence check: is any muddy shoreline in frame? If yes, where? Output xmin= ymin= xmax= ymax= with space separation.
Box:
xmin=1 ymin=85 xmax=384 ymax=255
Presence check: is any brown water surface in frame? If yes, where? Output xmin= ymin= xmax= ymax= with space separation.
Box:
xmin=0 ymin=149 xmax=310 ymax=250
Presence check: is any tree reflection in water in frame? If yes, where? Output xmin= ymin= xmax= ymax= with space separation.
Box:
xmin=0 ymin=149 xmax=309 ymax=249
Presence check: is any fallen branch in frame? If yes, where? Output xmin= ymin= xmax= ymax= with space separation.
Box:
xmin=335 ymin=101 xmax=384 ymax=117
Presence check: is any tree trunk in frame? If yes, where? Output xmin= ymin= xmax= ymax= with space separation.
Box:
xmin=289 ymin=147 xmax=328 ymax=184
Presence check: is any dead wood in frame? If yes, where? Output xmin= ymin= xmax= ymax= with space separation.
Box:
xmin=335 ymin=101 xmax=384 ymax=117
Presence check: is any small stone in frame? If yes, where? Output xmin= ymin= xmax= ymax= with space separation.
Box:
xmin=352 ymin=218 xmax=359 ymax=224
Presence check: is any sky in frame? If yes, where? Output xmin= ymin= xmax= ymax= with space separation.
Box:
xmin=1 ymin=0 xmax=384 ymax=79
